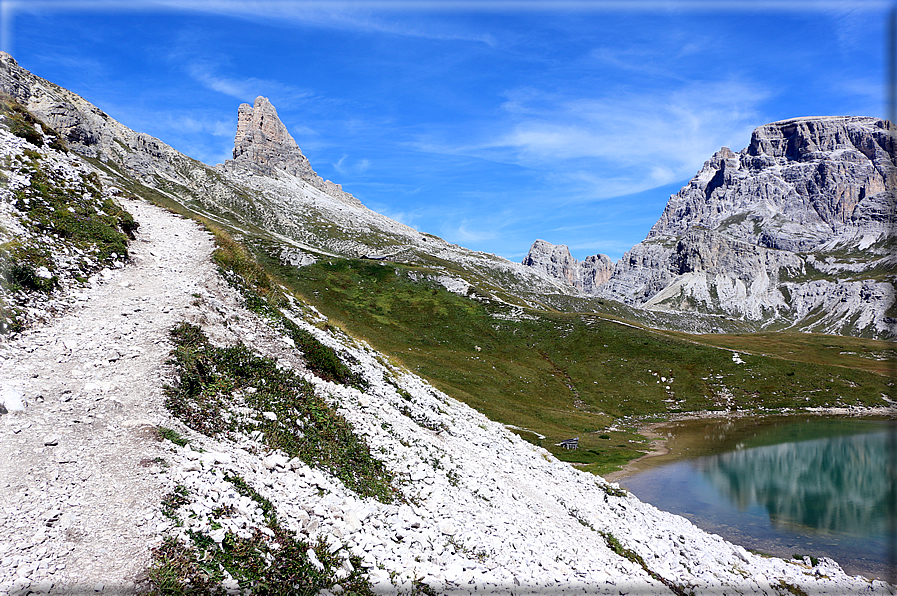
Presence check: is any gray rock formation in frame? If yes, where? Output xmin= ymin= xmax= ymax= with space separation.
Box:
xmin=0 ymin=52 xmax=573 ymax=308
xmin=597 ymin=116 xmax=896 ymax=337
xmin=648 ymin=117 xmax=894 ymax=251
xmin=522 ymin=240 xmax=613 ymax=294
xmin=227 ymin=96 xmax=316 ymax=179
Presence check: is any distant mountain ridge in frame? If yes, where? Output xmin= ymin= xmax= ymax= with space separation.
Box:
xmin=523 ymin=116 xmax=896 ymax=338
xmin=521 ymin=240 xmax=613 ymax=294
xmin=0 ymin=52 xmax=574 ymax=304
xmin=3 ymin=50 xmax=893 ymax=338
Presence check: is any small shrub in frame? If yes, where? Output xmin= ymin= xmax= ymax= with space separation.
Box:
xmin=151 ymin=473 xmax=377 ymax=596
xmin=599 ymin=483 xmax=628 ymax=498
xmin=2 ymin=263 xmax=57 ymax=293
xmin=0 ymin=94 xmax=67 ymax=151
xmin=601 ymin=531 xmax=691 ymax=596
xmin=160 ymin=485 xmax=191 ymax=522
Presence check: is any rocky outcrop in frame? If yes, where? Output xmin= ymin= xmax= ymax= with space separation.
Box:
xmin=647 ymin=117 xmax=894 ymax=252
xmin=522 ymin=240 xmax=613 ymax=294
xmin=522 ymin=240 xmax=579 ymax=285
xmin=580 ymin=253 xmax=615 ymax=293
xmin=594 ymin=116 xmax=896 ymax=338
xmin=0 ymin=53 xmax=574 ymax=308
xmin=228 ymin=96 xmax=316 ymax=178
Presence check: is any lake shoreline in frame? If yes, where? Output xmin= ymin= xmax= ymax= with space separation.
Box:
xmin=602 ymin=409 xmax=897 ymax=581
xmin=602 ymin=405 xmax=896 ymax=483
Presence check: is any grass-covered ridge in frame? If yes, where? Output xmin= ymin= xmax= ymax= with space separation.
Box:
xmin=164 ymin=322 xmax=398 ymax=503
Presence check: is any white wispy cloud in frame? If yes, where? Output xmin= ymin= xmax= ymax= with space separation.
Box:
xmin=186 ymin=62 xmax=315 ymax=103
xmin=333 ymin=154 xmax=372 ymax=175
xmin=73 ymin=0 xmax=499 ymax=44
xmin=453 ymin=78 xmax=770 ymax=199
xmin=163 ymin=114 xmax=233 ymax=136
xmin=450 ymin=220 xmax=500 ymax=243
xmin=383 ymin=210 xmax=420 ymax=229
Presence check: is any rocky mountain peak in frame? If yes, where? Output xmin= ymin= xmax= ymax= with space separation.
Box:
xmin=592 ymin=115 xmax=896 ymax=337
xmin=746 ymin=116 xmax=891 ymax=162
xmin=522 ymin=240 xmax=613 ymax=294
xmin=647 ymin=115 xmax=895 ymax=245
xmin=230 ymin=96 xmax=316 ymax=178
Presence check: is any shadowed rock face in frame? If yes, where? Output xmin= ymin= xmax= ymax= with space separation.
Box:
xmin=231 ymin=96 xmax=317 ymax=179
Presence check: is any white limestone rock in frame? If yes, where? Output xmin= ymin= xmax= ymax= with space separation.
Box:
xmin=522 ymin=240 xmax=614 ymax=295
xmin=228 ymin=96 xmax=317 ymax=180
xmin=598 ymin=116 xmax=896 ymax=337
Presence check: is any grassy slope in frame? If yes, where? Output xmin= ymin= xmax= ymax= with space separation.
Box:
xmin=82 ymin=157 xmax=893 ymax=476
xmin=254 ymin=254 xmax=892 ymax=475
xmin=662 ymin=331 xmax=896 ymax=377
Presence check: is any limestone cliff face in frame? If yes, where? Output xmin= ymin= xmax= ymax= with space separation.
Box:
xmin=218 ymin=95 xmax=366 ymax=209
xmin=598 ymin=116 xmax=896 ymax=337
xmin=229 ymin=96 xmax=316 ymax=179
xmin=647 ymin=117 xmax=894 ymax=252
xmin=522 ymin=240 xmax=613 ymax=294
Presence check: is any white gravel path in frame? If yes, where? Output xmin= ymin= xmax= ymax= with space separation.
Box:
xmin=0 ymin=198 xmax=218 ymax=594
xmin=0 ymin=196 xmax=893 ymax=596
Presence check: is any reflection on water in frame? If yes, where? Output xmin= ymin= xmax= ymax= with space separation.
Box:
xmin=619 ymin=417 xmax=896 ymax=580
xmin=698 ymin=431 xmax=890 ymax=535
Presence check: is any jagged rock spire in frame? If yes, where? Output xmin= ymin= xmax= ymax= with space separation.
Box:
xmin=231 ymin=96 xmax=316 ymax=178
xmin=522 ymin=240 xmax=614 ymax=294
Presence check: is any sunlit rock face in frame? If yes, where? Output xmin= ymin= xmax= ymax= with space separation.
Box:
xmin=595 ymin=116 xmax=896 ymax=338
xmin=697 ymin=430 xmax=891 ymax=536
xmin=648 ymin=117 xmax=894 ymax=247
xmin=230 ymin=96 xmax=317 ymax=179
xmin=522 ymin=240 xmax=614 ymax=295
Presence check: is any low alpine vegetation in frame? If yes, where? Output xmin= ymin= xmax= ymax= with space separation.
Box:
xmin=0 ymin=97 xmax=137 ymax=332
xmin=211 ymin=226 xmax=367 ymax=390
xmin=0 ymin=93 xmax=66 ymax=151
xmin=165 ymin=322 xmax=397 ymax=503
xmin=151 ymin=474 xmax=375 ymax=596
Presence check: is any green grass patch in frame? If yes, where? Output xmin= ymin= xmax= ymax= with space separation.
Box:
xmin=12 ymin=167 xmax=135 ymax=262
xmin=1 ymin=262 xmax=57 ymax=293
xmin=0 ymin=106 xmax=137 ymax=332
xmin=165 ymin=322 xmax=397 ymax=503
xmin=210 ymin=229 xmax=367 ymax=389
xmin=600 ymin=531 xmax=691 ymax=596
xmin=777 ymin=580 xmax=810 ymax=596
xmin=4 ymin=148 xmax=135 ymax=269
xmin=0 ymin=93 xmax=67 ymax=151
xmin=151 ymin=475 xmax=375 ymax=596
xmin=249 ymin=257 xmax=892 ymax=474
xmin=668 ymin=331 xmax=896 ymax=377
xmin=157 ymin=427 xmax=190 ymax=447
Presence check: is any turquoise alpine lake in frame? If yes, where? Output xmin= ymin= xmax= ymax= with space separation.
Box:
xmin=617 ymin=415 xmax=896 ymax=580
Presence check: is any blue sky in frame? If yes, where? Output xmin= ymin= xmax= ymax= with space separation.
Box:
xmin=1 ymin=1 xmax=891 ymax=261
